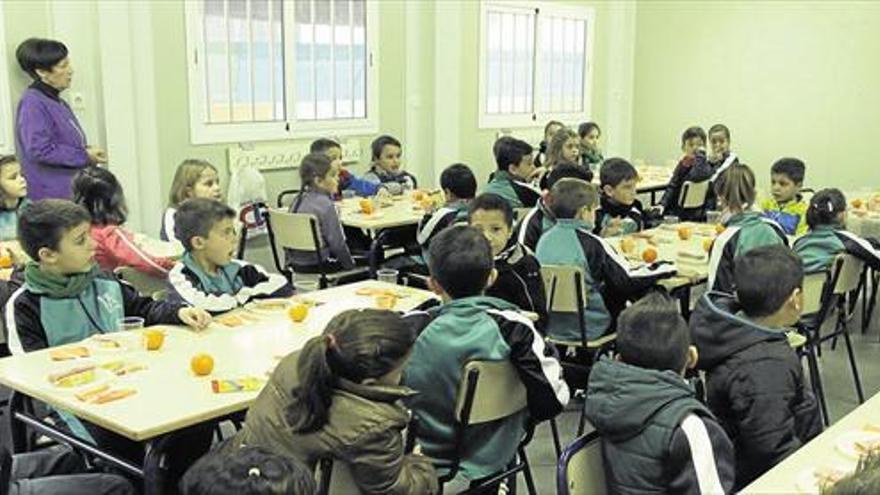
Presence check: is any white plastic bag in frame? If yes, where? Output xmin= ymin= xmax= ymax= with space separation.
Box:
xmin=228 ymin=164 xmax=269 ymax=238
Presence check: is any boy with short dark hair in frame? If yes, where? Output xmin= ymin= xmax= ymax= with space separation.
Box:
xmin=169 ymin=198 xmax=292 ymax=313
xmin=416 ymin=163 xmax=476 ymax=253
xmin=536 ymin=179 xmax=676 ymax=342
xmin=515 ymin=161 xmax=592 ymax=252
xmin=484 ymin=136 xmax=541 ymax=209
xmin=761 ymin=157 xmax=808 ymax=235
xmin=585 ymin=291 xmax=735 ymax=494
xmin=310 ymin=138 xmax=380 ymax=198
xmin=404 ymin=225 xmax=568 ymax=486
xmin=690 ymin=245 xmax=822 ymax=489
xmin=595 ymin=158 xmax=645 ymax=237
xmin=468 ymin=193 xmax=547 ymax=331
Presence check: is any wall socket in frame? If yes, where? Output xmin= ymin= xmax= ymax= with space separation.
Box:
xmin=227 ymin=139 xmax=363 ymax=174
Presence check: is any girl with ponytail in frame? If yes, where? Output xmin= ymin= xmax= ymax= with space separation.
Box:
xmin=224 ymin=309 xmax=438 ymax=494
xmin=793 ymin=188 xmax=880 ymax=274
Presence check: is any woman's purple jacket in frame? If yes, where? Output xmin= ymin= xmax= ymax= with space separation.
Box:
xmin=15 ymin=86 xmax=90 ymax=200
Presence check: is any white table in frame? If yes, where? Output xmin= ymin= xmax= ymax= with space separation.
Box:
xmin=744 ymin=392 xmax=880 ymax=494
xmin=612 ymin=222 xmax=716 ymax=289
xmin=338 ymin=195 xmax=433 ymax=231
xmin=635 ymin=166 xmax=673 ymax=205
xmin=0 ymin=280 xmax=436 ymax=492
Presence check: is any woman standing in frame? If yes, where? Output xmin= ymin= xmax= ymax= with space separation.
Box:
xmin=15 ymin=38 xmax=106 ymax=200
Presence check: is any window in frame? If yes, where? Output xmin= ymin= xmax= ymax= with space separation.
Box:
xmin=185 ymin=0 xmax=377 ymax=145
xmin=479 ymin=1 xmax=594 ymax=129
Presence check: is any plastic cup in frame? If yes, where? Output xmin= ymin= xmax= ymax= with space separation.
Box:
xmin=663 ymin=215 xmax=680 ymax=225
xmin=294 ymin=280 xmax=320 ymax=294
xmin=342 ymin=190 xmax=355 ymax=200
xmin=117 ymin=317 xmax=144 ymax=332
xmin=706 ymin=211 xmax=722 ymax=225
xmin=376 ymin=268 xmax=399 ymax=285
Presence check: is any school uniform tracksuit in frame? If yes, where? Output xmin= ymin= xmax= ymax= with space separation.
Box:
xmin=483 ymin=171 xmax=541 ymax=209
xmin=761 ymin=196 xmax=809 ymax=236
xmin=793 ymin=224 xmax=880 ymax=274
xmin=708 ymin=212 xmax=788 ymax=293
xmin=515 ymin=198 xmax=555 ymax=252
xmin=593 ymin=195 xmax=645 ymax=237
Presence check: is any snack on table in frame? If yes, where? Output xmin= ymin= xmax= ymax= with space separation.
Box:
xmin=91 ymin=335 xmax=123 ymax=349
xmin=50 ymin=346 xmax=90 ymax=361
xmin=90 ymin=389 xmax=137 ymax=404
xmin=216 ymin=314 xmax=244 ymax=327
xmin=211 ymin=377 xmax=264 ymax=393
xmin=250 ymin=299 xmax=291 ymax=311
xmin=288 ymin=303 xmax=309 ymax=323
xmin=641 ymin=247 xmax=658 ymax=263
xmin=836 ymin=430 xmax=880 ymax=459
xmin=75 ymin=384 xmax=110 ymax=402
xmin=100 ymin=360 xmax=147 ymax=376
xmin=191 ymin=353 xmax=215 ymax=376
xmin=49 ymin=365 xmax=96 ymax=388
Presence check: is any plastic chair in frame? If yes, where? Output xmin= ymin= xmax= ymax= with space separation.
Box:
xmin=276 ymin=189 xmax=300 ymax=208
xmin=556 ymin=431 xmax=605 ymax=495
xmin=541 ymin=265 xmax=617 ymax=439
xmin=114 ymin=267 xmax=168 ymax=298
xmin=438 ymin=360 xmax=537 ymax=495
xmin=316 ymin=458 xmax=363 ymax=495
xmin=263 ymin=208 xmax=368 ymax=289
xmin=677 ymin=180 xmax=710 ymax=209
xmin=796 ymin=270 xmax=830 ymax=425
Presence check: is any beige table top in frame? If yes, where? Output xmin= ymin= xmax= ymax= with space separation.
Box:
xmin=636 ymin=166 xmax=673 ymax=192
xmin=0 ymin=281 xmax=437 ymax=441
xmin=744 ymin=392 xmax=880 ymax=494
xmin=611 ymin=222 xmax=716 ymax=290
xmin=338 ymin=195 xmax=430 ymax=231
xmin=132 ymin=233 xmax=184 ymax=259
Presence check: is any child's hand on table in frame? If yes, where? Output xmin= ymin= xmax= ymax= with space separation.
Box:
xmin=179 ymin=307 xmax=212 ymax=331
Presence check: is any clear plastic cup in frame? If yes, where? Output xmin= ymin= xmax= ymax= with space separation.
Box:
xmin=117 ymin=316 xmax=144 ymax=332
xmin=706 ymin=210 xmax=722 ymax=225
xmin=293 ymin=280 xmax=320 ymax=294
xmin=376 ymin=268 xmax=399 ymax=285
xmin=663 ymin=215 xmax=680 ymax=225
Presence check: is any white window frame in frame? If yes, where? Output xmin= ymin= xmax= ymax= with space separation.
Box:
xmin=0 ymin=1 xmax=14 ymax=154
xmin=184 ymin=0 xmax=379 ymax=145
xmin=478 ymin=0 xmax=594 ymax=130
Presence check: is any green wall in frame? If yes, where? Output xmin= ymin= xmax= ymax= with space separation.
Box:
xmin=632 ymin=0 xmax=880 ymax=193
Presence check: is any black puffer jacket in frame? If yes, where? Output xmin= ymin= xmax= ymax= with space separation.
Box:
xmin=690 ymin=291 xmax=822 ymax=490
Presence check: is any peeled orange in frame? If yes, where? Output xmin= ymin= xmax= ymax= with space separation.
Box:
xmin=677 ymin=227 xmax=692 ymax=241
xmin=359 ymin=199 xmax=374 ymax=214
xmin=620 ymin=237 xmax=636 ymax=255
xmin=642 ymin=247 xmax=658 ymax=263
xmin=0 ymin=254 xmax=12 ymax=269
xmin=288 ymin=303 xmax=309 ymax=323
xmin=143 ymin=330 xmax=165 ymax=351
xmin=190 ymin=353 xmax=214 ymax=376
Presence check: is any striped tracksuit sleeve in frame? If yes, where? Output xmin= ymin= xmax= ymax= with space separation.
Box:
xmin=667 ymin=414 xmax=736 ymax=494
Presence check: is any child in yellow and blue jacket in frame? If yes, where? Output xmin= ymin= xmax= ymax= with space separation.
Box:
xmin=761 ymin=158 xmax=808 ymax=236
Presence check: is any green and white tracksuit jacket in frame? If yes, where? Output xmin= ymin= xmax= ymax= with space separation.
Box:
xmin=793 ymin=224 xmax=880 ymax=274
xmin=708 ymin=212 xmax=788 ymax=293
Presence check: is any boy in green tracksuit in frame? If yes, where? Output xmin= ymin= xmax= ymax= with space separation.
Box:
xmin=404 ymin=225 xmax=569 ymax=488
xmin=761 ymin=158 xmax=809 ymax=236
xmin=483 ymin=136 xmax=541 ymax=209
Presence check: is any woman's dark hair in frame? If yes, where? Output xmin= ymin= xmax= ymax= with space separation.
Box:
xmin=298 ymin=153 xmax=334 ymax=191
xmin=16 ymin=38 xmax=68 ymax=80
xmin=72 ymin=167 xmax=127 ymax=226
xmin=371 ymin=135 xmax=402 ymax=161
xmin=577 ymin=121 xmax=601 ymax=139
xmin=286 ymin=309 xmax=416 ymax=433
xmin=806 ymin=188 xmax=846 ymax=230
xmin=180 ymin=446 xmax=316 ymax=495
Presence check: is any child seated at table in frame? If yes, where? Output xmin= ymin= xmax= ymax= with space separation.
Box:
xmin=169 ymin=198 xmax=291 ymax=313
xmin=363 ymin=135 xmax=417 ymax=195
xmin=578 ymin=122 xmax=604 ymax=172
xmin=690 ymin=245 xmax=822 ymax=489
xmin=286 ymin=153 xmax=356 ymax=273
xmin=468 ymin=193 xmax=547 ymax=331
xmin=793 ymin=188 xmax=880 ymax=273
xmin=484 ymin=136 xmax=542 ymax=209
xmin=536 ymin=179 xmax=676 ymax=342
xmin=0 ymin=155 xmax=29 ymax=242
xmin=708 ymin=163 xmax=788 ymax=293
xmin=415 ymin=163 xmax=475 ymax=259
xmin=310 ymin=138 xmax=380 ymax=198
xmin=761 ymin=158 xmax=809 ymax=236
xmin=515 ymin=162 xmax=592 ymax=252
xmin=73 ymin=166 xmax=175 ymax=278
xmin=2 ymin=445 xmax=136 ymax=495
xmin=404 ymin=225 xmax=568 ymax=488
xmin=221 ymin=309 xmax=438 ymax=494
xmin=585 ymin=291 xmax=735 ymax=494
xmin=8 ymin=199 xmax=211 ymax=353
xmin=181 ymin=446 xmax=316 ymax=495
xmin=538 ymin=127 xmax=588 ymax=190
xmin=534 ymin=120 xmax=564 ymax=169
xmin=595 ymin=158 xmax=645 ymax=237
xmin=161 ymin=159 xmax=223 ymax=242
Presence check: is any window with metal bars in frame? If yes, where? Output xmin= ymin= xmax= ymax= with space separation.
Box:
xmin=185 ymin=0 xmax=376 ymax=144
xmin=479 ymin=1 xmax=594 ymax=129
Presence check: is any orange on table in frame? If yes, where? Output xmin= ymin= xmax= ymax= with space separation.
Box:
xmin=714 ymin=224 xmax=725 ymax=235
xmin=702 ymin=237 xmax=714 ymax=253
xmin=419 ymin=197 xmax=435 ymax=210
xmin=642 ymin=247 xmax=658 ymax=263
xmin=143 ymin=329 xmax=165 ymax=351
xmin=288 ymin=303 xmax=309 ymax=323
xmin=619 ymin=237 xmax=636 ymax=255
xmin=190 ymin=353 xmax=214 ymax=376
xmin=376 ymin=294 xmax=398 ymax=310
xmin=359 ymin=199 xmax=374 ymax=214
xmin=411 ymin=190 xmax=425 ymax=201
xmin=852 ymin=198 xmax=864 ymax=209
xmin=677 ymin=226 xmax=692 ymax=241
xmin=0 ymin=253 xmax=12 ymax=269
